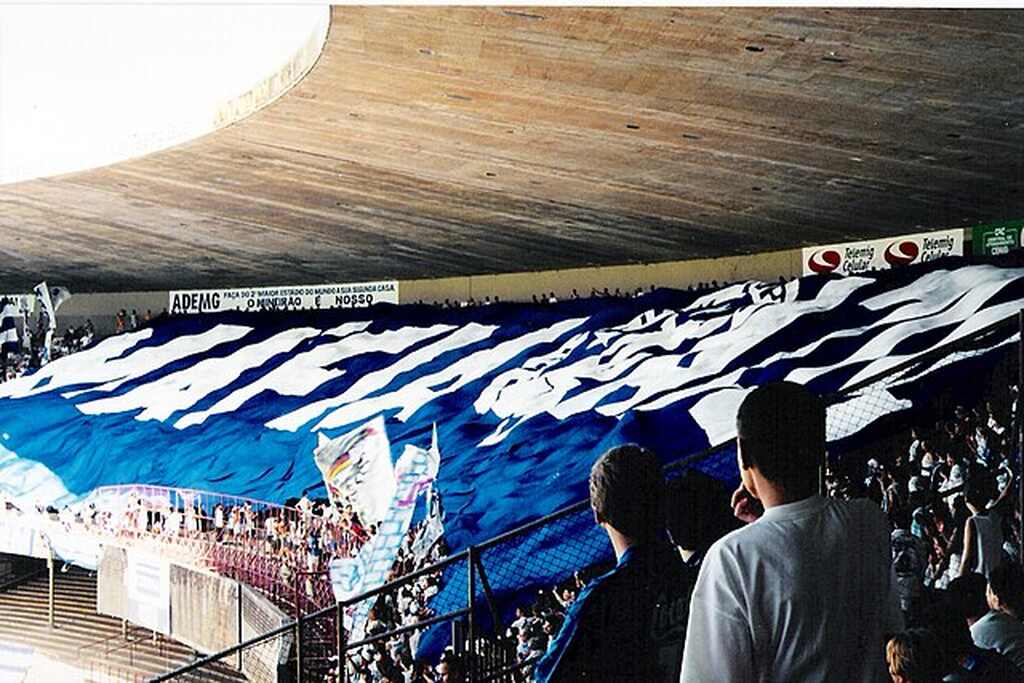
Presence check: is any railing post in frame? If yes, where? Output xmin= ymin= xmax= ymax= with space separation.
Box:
xmin=467 ymin=546 xmax=476 ymax=682
xmin=335 ymin=601 xmax=346 ymax=683
xmin=1018 ymin=310 xmax=1023 ymax=570
xmin=294 ymin=620 xmax=303 ymax=683
xmin=294 ymin=567 xmax=303 ymax=683
xmin=46 ymin=547 xmax=54 ymax=628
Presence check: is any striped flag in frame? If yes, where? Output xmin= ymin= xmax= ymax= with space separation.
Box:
xmin=0 ymin=298 xmax=18 ymax=355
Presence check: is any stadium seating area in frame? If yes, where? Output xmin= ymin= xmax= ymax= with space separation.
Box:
xmin=1 ymin=264 xmax=1023 ymax=683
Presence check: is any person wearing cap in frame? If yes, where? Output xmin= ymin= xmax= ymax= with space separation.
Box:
xmin=680 ymin=382 xmax=902 ymax=682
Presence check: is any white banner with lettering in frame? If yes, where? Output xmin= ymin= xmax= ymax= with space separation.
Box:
xmin=802 ymin=229 xmax=965 ymax=276
xmin=169 ymin=281 xmax=399 ymax=315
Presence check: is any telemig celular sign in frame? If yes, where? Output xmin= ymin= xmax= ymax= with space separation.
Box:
xmin=169 ymin=281 xmax=399 ymax=315
xmin=802 ymin=229 xmax=964 ymax=276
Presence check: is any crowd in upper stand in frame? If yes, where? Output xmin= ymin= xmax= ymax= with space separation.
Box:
xmin=414 ymin=276 xmax=796 ymax=309
xmin=0 ymin=278 xmax=759 ymax=383
xmin=469 ymin=381 xmax=1024 ymax=683
xmin=0 ymin=487 xmax=453 ymax=615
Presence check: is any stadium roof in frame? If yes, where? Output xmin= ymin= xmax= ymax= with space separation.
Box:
xmin=2 ymin=6 xmax=1023 ymax=293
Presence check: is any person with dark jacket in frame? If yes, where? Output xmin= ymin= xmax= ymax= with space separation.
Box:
xmin=534 ymin=445 xmax=696 ymax=683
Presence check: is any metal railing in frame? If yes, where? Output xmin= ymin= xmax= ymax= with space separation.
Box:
xmin=60 ymin=483 xmax=367 ymax=616
xmin=147 ymin=309 xmax=1024 ymax=682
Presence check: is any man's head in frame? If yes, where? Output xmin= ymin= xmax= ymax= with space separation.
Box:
xmin=920 ymin=595 xmax=974 ymax=661
xmin=965 ymin=476 xmax=993 ymax=512
xmin=665 ymin=469 xmax=733 ymax=553
xmin=589 ymin=444 xmax=665 ymax=543
xmin=947 ymin=573 xmax=988 ymax=625
xmin=987 ymin=562 xmax=1024 ymax=616
xmin=736 ymin=382 xmax=825 ymax=495
xmin=886 ymin=629 xmax=945 ymax=683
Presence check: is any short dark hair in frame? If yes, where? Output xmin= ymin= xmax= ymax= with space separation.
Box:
xmin=965 ymin=476 xmax=993 ymax=509
xmin=920 ymin=594 xmax=973 ymax=658
xmin=988 ymin=562 xmax=1024 ymax=615
xmin=590 ymin=444 xmax=665 ymax=539
xmin=948 ymin=573 xmax=988 ymax=622
xmin=736 ymin=382 xmax=825 ymax=486
xmin=665 ymin=470 xmax=733 ymax=551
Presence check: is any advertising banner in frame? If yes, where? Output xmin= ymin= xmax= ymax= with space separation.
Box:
xmin=971 ymin=220 xmax=1024 ymax=256
xmin=802 ymin=229 xmax=964 ymax=276
xmin=169 ymin=280 xmax=399 ymax=315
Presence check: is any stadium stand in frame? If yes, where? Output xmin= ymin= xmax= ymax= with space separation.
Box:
xmin=0 ymin=258 xmax=1022 ymax=682
xmin=0 ymin=563 xmax=244 ymax=681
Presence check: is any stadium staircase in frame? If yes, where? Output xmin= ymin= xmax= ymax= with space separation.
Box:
xmin=0 ymin=560 xmax=245 ymax=682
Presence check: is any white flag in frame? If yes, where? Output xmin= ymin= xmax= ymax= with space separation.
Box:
xmin=329 ymin=438 xmax=438 ymax=637
xmin=314 ymin=415 xmax=395 ymax=527
xmin=33 ymin=282 xmax=56 ymax=331
xmin=49 ymin=286 xmax=71 ymax=313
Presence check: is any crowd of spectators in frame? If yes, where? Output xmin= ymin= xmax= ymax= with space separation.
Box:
xmin=341 ymin=524 xmax=450 ymax=683
xmin=431 ymin=383 xmax=1023 ymax=683
xmin=0 ymin=488 xmax=388 ymax=610
xmin=415 ymin=277 xmax=796 ymax=309
xmin=825 ymin=393 xmax=1020 ymax=623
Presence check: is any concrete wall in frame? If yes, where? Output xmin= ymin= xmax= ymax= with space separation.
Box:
xmin=57 ymin=291 xmax=168 ymax=337
xmin=0 ymin=5 xmax=330 ymax=183
xmin=97 ymin=546 xmax=128 ymax=621
xmin=94 ymin=546 xmax=289 ymax=682
xmin=400 ymin=249 xmax=802 ymax=304
xmin=28 ymin=230 xmax=976 ymax=334
xmin=170 ymin=564 xmax=240 ymax=656
xmin=241 ymin=585 xmax=292 ymax=683
xmin=41 ymin=250 xmax=804 ymax=336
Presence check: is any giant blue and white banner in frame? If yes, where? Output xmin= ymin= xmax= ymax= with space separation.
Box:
xmin=0 ymin=259 xmax=1021 ymax=570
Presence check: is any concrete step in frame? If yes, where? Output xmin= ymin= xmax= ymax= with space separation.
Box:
xmin=0 ymin=568 xmax=245 ymax=682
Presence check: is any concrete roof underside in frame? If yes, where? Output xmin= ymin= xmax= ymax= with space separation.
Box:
xmin=2 ymin=6 xmax=1024 ymax=293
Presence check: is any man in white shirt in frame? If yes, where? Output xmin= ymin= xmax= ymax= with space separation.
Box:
xmin=680 ymin=381 xmax=903 ymax=682
xmin=970 ymin=562 xmax=1024 ymax=672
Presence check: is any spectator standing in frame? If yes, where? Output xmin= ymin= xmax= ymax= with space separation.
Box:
xmin=970 ymin=563 xmax=1024 ymax=671
xmin=534 ymin=444 xmax=695 ymax=683
xmin=959 ymin=479 xmax=1004 ymax=578
xmin=681 ymin=382 xmax=903 ymax=682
